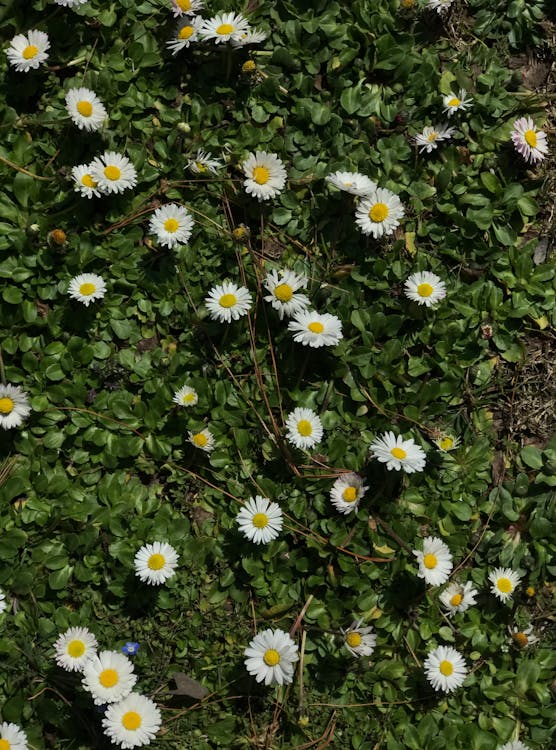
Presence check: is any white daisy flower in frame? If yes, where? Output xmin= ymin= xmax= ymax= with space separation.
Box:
xmin=244 ymin=628 xmax=299 ymax=686
xmin=55 ymin=0 xmax=89 ymax=6
xmin=0 ymin=590 xmax=6 ymax=614
xmin=342 ymin=619 xmax=376 ymax=657
xmin=200 ymin=12 xmax=250 ymax=44
xmin=71 ymin=163 xmax=102 ymax=198
xmin=205 ymin=281 xmax=252 ymax=323
xmin=148 ymin=204 xmax=194 ymax=248
xmin=186 ymin=149 xmax=223 ymax=175
xmin=404 ymin=271 xmax=446 ymax=307
xmin=173 ymin=385 xmax=198 ymax=407
xmin=413 ymin=123 xmax=455 ymax=153
xmin=330 ymin=472 xmax=368 ymax=515
xmin=434 ymin=434 xmax=460 ymax=452
xmin=285 ymin=407 xmax=323 ymax=450
xmin=489 ymin=567 xmax=522 ymax=602
xmin=424 ymin=645 xmax=467 ymax=693
xmin=511 ymin=117 xmax=549 ymax=164
xmin=0 ymin=723 xmax=28 ymax=750
xmin=0 ymin=384 xmax=31 ymax=430
xmin=288 ymin=310 xmax=343 ymax=348
xmin=67 ymin=273 xmax=106 ymax=306
xmin=171 ymin=0 xmax=204 ymax=17
xmin=231 ymin=27 xmax=268 ymax=48
xmin=54 ymin=626 xmax=98 ymax=672
xmin=427 ymin=0 xmax=455 ymax=12
xmin=65 ymin=87 xmax=107 ymax=131
xmin=188 ymin=428 xmax=215 ymax=453
xmin=167 ymin=16 xmax=204 ymax=55
xmin=369 ymin=431 xmax=426 ymax=473
xmin=443 ymin=89 xmax=473 ymax=117
xmin=509 ymin=624 xmax=539 ymax=650
xmin=6 ymin=30 xmax=50 ymax=72
xmin=134 ymin=541 xmax=179 ymax=586
xmin=236 ymin=496 xmax=283 ymax=544
xmin=413 ymin=536 xmax=453 ymax=587
xmin=102 ymin=692 xmax=162 ymax=749
xmin=439 ymin=581 xmax=478 ymax=616
xmin=241 ymin=151 xmax=287 ymax=201
xmin=325 ymin=170 xmax=377 ymax=197
xmin=89 ymin=151 xmax=137 ymax=194
xmin=498 ymin=740 xmax=531 ymax=750
xmin=355 ymin=188 xmax=405 ymax=238
xmin=82 ymin=651 xmax=137 ymax=706
xmin=263 ymin=269 xmax=310 ymax=320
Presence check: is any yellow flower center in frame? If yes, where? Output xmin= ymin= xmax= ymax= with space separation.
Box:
xmin=164 ymin=218 xmax=180 ymax=233
xmin=252 ymin=166 xmax=270 ymax=184
xmin=182 ymin=393 xmax=196 ymax=404
xmin=524 ymin=129 xmax=537 ymax=147
xmin=67 ymin=639 xmax=86 ymax=658
xmin=448 ymin=97 xmax=461 ymax=107
xmin=176 ymin=0 xmax=191 ymax=9
xmin=417 ymin=283 xmax=433 ymax=297
xmin=147 ymin=553 xmax=165 ymax=570
xmin=263 ymin=648 xmax=280 ymax=666
xmin=104 ymin=165 xmax=121 ymax=181
xmin=179 ymin=25 xmax=194 ymax=40
xmin=390 ymin=446 xmax=406 ymax=460
xmin=79 ymin=283 xmax=96 ymax=296
xmin=192 ymin=432 xmax=208 ymax=447
xmin=22 ymin=44 xmax=38 ymax=60
xmin=369 ymin=203 xmax=389 ymax=222
xmin=297 ymin=419 xmax=312 ymax=437
xmin=439 ymin=660 xmax=453 ymax=676
xmin=195 ymin=161 xmax=207 ymax=172
xmin=99 ymin=668 xmax=119 ymax=688
xmin=274 ymin=283 xmax=293 ymax=302
xmin=512 ymin=632 xmax=529 ymax=648
xmin=0 ymin=397 xmax=14 ymax=414
xmin=342 ymin=487 xmax=358 ymax=503
xmin=439 ymin=437 xmax=454 ymax=451
xmin=0 ymin=740 xmax=11 ymax=750
xmin=525 ymin=586 xmax=535 ymax=597
xmin=77 ymin=100 xmax=93 ymax=117
xmin=81 ymin=173 xmax=97 ymax=188
xmin=216 ymin=23 xmax=235 ymax=36
xmin=122 ymin=711 xmax=142 ymax=731
xmin=219 ymin=293 xmax=237 ymax=308
xmin=427 ymin=132 xmax=438 ymax=142
xmin=242 ymin=60 xmax=257 ymax=73
xmin=497 ymin=577 xmax=512 ymax=593
xmin=423 ymin=553 xmax=438 ymax=569
xmin=252 ymin=512 xmax=268 ymax=528
xmin=346 ymin=632 xmax=362 ymax=648
xmin=308 ymin=321 xmax=324 ymax=334
xmin=450 ymin=593 xmax=463 ymax=607
xmin=401 ymin=0 xmax=415 ymax=7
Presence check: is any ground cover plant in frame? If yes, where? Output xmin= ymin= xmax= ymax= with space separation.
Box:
xmin=0 ymin=0 xmax=555 ymax=748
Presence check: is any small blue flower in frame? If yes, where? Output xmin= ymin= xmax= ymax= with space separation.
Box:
xmin=121 ymin=641 xmax=140 ymax=656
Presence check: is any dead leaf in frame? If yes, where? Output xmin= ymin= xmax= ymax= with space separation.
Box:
xmin=169 ymin=673 xmax=209 ymax=700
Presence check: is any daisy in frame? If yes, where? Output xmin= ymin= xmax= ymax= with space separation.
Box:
xmin=188 ymin=428 xmax=215 ymax=453
xmin=325 ymin=171 xmax=377 ymax=197
xmin=236 ymin=496 xmax=283 ymax=544
xmin=498 ymin=741 xmax=531 ymax=750
xmin=285 ymin=407 xmax=323 ymax=450
xmin=443 ymin=89 xmax=473 ymax=117
xmin=439 ymin=581 xmax=478 ymax=616
xmin=241 ymin=151 xmax=287 ymax=201
xmin=186 ymin=149 xmax=223 ymax=175
xmin=0 ymin=384 xmax=31 ymax=430
xmin=0 ymin=590 xmax=6 ymax=615
xmin=173 ymin=385 xmax=198 ymax=407
xmin=205 ymin=281 xmax=252 ymax=323
xmin=89 ymin=151 xmax=137 ymax=194
xmin=511 ymin=117 xmax=549 ymax=164
xmin=263 ymin=269 xmax=310 ymax=319
xmin=287 ymin=310 xmax=343 ymax=348
xmin=54 ymin=626 xmax=98 ymax=672
xmin=148 ymin=204 xmax=194 ymax=248
xmin=427 ymin=0 xmax=454 ymax=12
xmin=424 ymin=646 xmax=467 ymax=693
xmin=413 ymin=123 xmax=455 ymax=153
xmin=67 ymin=273 xmax=106 ymax=306
xmin=65 ymin=87 xmax=107 ymax=131
xmin=369 ymin=431 xmax=426 ymax=473
xmin=167 ymin=16 xmax=204 ymax=55
xmin=231 ymin=28 xmax=268 ymax=48
xmin=102 ymin=692 xmax=161 ymax=749
xmin=355 ymin=188 xmax=405 ymax=238
xmin=404 ymin=271 xmax=446 ymax=307
xmin=0 ymin=723 xmax=28 ymax=750
xmin=413 ymin=536 xmax=453 ymax=586
xmin=244 ymin=628 xmax=299 ymax=686
xmin=72 ymin=163 xmax=102 ymax=198
xmin=82 ymin=651 xmax=137 ymax=706
xmin=343 ymin=619 xmax=376 ymax=657
xmin=171 ymin=0 xmax=204 ymax=17
xmin=434 ymin=434 xmax=460 ymax=452
xmin=134 ymin=541 xmax=179 ymax=586
xmin=509 ymin=625 xmax=539 ymax=649
xmin=6 ymin=30 xmax=50 ymax=72
xmin=200 ymin=12 xmax=250 ymax=44
xmin=329 ymin=472 xmax=368 ymax=514
xmin=489 ymin=567 xmax=522 ymax=602
xmin=55 ymin=0 xmax=89 ymax=6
